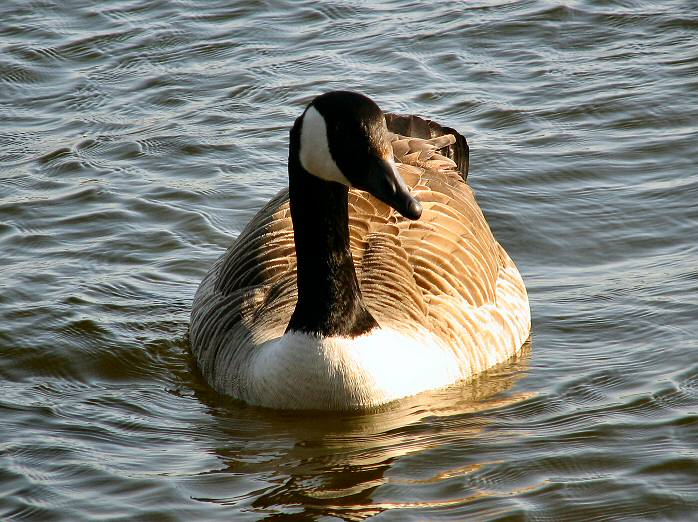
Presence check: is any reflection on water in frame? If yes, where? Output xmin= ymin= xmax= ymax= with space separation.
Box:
xmin=189 ymin=342 xmax=532 ymax=520
xmin=2 ymin=0 xmax=698 ymax=519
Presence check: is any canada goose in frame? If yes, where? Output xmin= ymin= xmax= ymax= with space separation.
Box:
xmin=190 ymin=91 xmax=530 ymax=410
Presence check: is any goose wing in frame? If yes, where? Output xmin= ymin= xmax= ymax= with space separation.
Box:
xmin=355 ymin=132 xmax=529 ymax=373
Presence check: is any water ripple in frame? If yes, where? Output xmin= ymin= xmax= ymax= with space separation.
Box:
xmin=1 ymin=0 xmax=697 ymax=519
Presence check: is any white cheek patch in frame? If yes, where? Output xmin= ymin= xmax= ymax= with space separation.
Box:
xmin=299 ymin=105 xmax=351 ymax=186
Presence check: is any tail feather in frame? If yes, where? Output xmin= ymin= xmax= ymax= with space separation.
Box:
xmin=385 ymin=113 xmax=469 ymax=181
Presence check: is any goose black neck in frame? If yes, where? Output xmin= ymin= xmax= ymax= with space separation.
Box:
xmin=285 ymin=121 xmax=378 ymax=337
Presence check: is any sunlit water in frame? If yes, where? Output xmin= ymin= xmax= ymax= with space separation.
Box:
xmin=2 ymin=1 xmax=697 ymax=520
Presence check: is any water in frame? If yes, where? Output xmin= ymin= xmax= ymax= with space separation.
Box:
xmin=2 ymin=0 xmax=697 ymax=519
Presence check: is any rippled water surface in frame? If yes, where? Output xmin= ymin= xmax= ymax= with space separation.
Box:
xmin=2 ymin=0 xmax=697 ymax=519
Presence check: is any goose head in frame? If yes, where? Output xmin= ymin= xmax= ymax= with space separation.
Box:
xmin=294 ymin=91 xmax=423 ymax=220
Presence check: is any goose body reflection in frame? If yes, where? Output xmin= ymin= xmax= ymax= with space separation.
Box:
xmin=191 ymin=343 xmax=533 ymax=520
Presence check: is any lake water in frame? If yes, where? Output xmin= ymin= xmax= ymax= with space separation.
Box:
xmin=2 ymin=0 xmax=697 ymax=519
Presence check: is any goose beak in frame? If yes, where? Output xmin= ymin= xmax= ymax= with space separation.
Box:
xmin=362 ymin=156 xmax=422 ymax=220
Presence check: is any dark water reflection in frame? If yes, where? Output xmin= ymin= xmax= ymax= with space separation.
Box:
xmin=187 ymin=343 xmax=533 ymax=521
xmin=2 ymin=0 xmax=697 ymax=520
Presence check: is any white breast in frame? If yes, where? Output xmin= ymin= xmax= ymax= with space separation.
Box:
xmin=243 ymin=328 xmax=464 ymax=410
